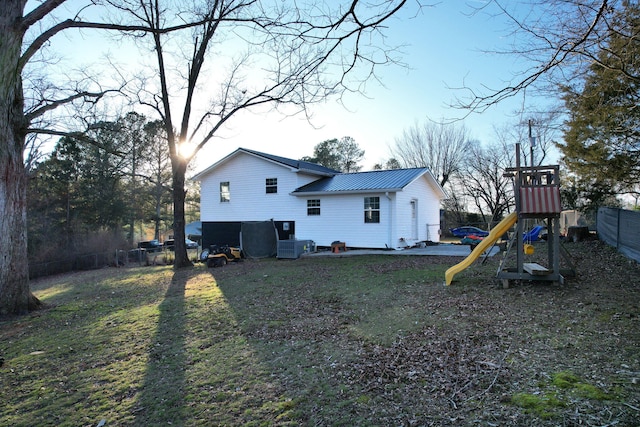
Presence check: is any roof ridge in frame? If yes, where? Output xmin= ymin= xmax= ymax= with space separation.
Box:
xmin=240 ymin=147 xmax=339 ymax=174
xmin=334 ymin=167 xmax=428 ymax=175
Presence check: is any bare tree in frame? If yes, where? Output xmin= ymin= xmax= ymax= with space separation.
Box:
xmin=493 ymin=109 xmax=564 ymax=167
xmin=457 ymin=0 xmax=630 ymax=112
xmin=109 ymin=0 xmax=416 ymax=267
xmin=1 ymin=1 xmax=118 ymax=315
xmin=0 ymin=0 xmax=417 ymax=314
xmin=390 ymin=120 xmax=473 ymax=188
xmin=460 ymin=142 xmax=515 ymax=227
xmin=441 ymin=187 xmax=468 ymax=227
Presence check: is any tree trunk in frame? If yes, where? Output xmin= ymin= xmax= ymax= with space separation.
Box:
xmin=171 ymin=157 xmax=192 ymax=268
xmin=0 ymin=3 xmax=41 ymax=315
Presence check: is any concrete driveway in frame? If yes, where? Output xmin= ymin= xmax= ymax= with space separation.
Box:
xmin=304 ymin=243 xmax=500 ymax=258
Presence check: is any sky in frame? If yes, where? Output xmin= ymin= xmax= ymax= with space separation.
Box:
xmin=39 ymin=1 xmax=550 ymax=172
xmin=191 ymin=1 xmax=542 ymax=172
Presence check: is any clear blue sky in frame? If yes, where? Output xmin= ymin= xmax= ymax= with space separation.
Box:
xmin=194 ymin=1 xmax=546 ymax=171
xmin=41 ymin=1 xmax=549 ymax=171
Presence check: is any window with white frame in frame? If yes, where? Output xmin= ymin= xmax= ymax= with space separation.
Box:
xmin=307 ymin=199 xmax=320 ymax=215
xmin=220 ymin=181 xmax=230 ymax=202
xmin=364 ymin=196 xmax=380 ymax=223
xmin=266 ymin=178 xmax=277 ymax=194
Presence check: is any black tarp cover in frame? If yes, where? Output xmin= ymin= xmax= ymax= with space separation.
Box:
xmin=241 ymin=220 xmax=278 ymax=258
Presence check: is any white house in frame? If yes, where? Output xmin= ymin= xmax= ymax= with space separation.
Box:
xmin=193 ymin=148 xmax=446 ymax=251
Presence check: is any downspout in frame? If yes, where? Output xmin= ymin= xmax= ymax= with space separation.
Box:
xmin=385 ymin=192 xmax=392 ymax=248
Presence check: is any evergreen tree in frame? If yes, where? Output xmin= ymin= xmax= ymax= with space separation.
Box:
xmin=117 ymin=112 xmax=152 ymax=243
xmin=27 ymin=137 xmax=83 ymax=258
xmin=27 ymin=115 xmax=177 ymax=260
xmin=142 ymin=120 xmax=173 ymax=240
xmin=301 ymin=137 xmax=365 ymax=172
xmin=559 ymin=2 xmax=640 ymax=198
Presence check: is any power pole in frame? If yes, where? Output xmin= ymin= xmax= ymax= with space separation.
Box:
xmin=528 ymin=119 xmax=536 ymax=168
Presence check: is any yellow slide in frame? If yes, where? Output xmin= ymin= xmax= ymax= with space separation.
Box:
xmin=445 ymin=212 xmax=518 ymax=285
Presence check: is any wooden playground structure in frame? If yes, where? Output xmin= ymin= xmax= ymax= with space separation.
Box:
xmin=496 ymin=143 xmax=575 ymax=287
xmin=445 ymin=142 xmax=575 ymax=287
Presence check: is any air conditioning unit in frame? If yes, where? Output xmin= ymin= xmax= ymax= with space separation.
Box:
xmin=277 ymin=239 xmax=316 ymax=259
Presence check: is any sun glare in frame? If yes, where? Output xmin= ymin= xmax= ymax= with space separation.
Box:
xmin=178 ymin=141 xmax=196 ymax=158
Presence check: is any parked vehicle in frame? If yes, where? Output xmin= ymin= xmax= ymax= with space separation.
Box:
xmin=163 ymin=238 xmax=199 ymax=251
xmin=449 ymin=226 xmax=490 ymax=238
xmin=137 ymin=239 xmax=162 ymax=252
xmin=205 ymin=245 xmax=243 ymax=267
xmin=460 ymin=235 xmax=484 ymax=250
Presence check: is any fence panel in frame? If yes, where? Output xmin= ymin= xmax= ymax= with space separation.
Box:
xmin=597 ymin=207 xmax=640 ymax=263
xmin=29 ymin=249 xmax=147 ymax=279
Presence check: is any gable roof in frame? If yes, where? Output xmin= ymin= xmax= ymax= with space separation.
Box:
xmin=241 ymin=148 xmax=340 ymax=174
xmin=192 ymin=147 xmax=339 ymax=180
xmin=292 ymin=168 xmax=446 ymax=197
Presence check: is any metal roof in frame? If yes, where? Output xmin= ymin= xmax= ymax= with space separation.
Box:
xmin=192 ymin=148 xmax=446 ymax=199
xmin=192 ymin=147 xmax=339 ymax=180
xmin=292 ymin=168 xmax=433 ymax=194
xmin=240 ymin=148 xmax=340 ymax=175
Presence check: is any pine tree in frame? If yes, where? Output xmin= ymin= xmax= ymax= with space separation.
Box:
xmin=559 ymin=2 xmax=640 ymax=197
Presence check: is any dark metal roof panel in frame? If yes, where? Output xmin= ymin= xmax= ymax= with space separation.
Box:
xmin=192 ymin=147 xmax=340 ymax=180
xmin=241 ymin=148 xmax=340 ymax=175
xmin=292 ymin=168 xmax=429 ymax=193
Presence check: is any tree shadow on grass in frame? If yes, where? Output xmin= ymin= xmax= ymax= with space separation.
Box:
xmin=134 ymin=270 xmax=187 ymax=425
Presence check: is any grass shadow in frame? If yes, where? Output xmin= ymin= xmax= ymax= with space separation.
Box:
xmin=208 ymin=256 xmax=452 ymax=424
xmin=133 ymin=269 xmax=187 ymax=424
xmin=4 ymin=243 xmax=637 ymax=426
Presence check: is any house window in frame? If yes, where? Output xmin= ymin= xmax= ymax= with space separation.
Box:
xmin=220 ymin=181 xmax=230 ymax=202
xmin=364 ymin=196 xmax=380 ymax=223
xmin=266 ymin=178 xmax=277 ymax=194
xmin=307 ymin=199 xmax=320 ymax=216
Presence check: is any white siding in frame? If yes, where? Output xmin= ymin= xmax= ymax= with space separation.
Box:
xmin=293 ymin=177 xmax=442 ymax=249
xmin=197 ymin=152 xmax=444 ymax=249
xmin=294 ymin=193 xmax=392 ymax=248
xmin=395 ymin=176 xmax=443 ymax=245
xmin=198 ymin=152 xmax=319 ymax=222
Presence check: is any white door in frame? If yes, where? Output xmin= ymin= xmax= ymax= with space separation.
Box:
xmin=411 ymin=199 xmax=418 ymax=240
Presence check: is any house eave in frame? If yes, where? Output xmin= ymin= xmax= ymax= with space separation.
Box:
xmin=292 ymin=188 xmax=402 ymax=197
xmin=296 ymin=168 xmax=336 ymax=177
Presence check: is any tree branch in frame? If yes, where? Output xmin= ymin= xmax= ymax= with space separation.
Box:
xmin=455 ymin=0 xmax=612 ymax=112
xmin=26 ymin=128 xmax=127 ymax=157
xmin=19 ymin=0 xmax=68 ymax=31
xmin=25 ymin=88 xmax=120 ymax=123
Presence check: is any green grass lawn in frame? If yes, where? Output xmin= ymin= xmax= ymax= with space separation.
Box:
xmin=1 ymin=257 xmax=445 ymax=426
xmin=1 ymin=246 xmax=639 ymax=426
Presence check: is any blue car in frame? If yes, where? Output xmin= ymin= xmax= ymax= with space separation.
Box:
xmin=449 ymin=226 xmax=490 ymax=238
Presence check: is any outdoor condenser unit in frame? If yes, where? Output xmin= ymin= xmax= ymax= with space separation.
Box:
xmin=277 ymin=239 xmax=316 ymax=259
